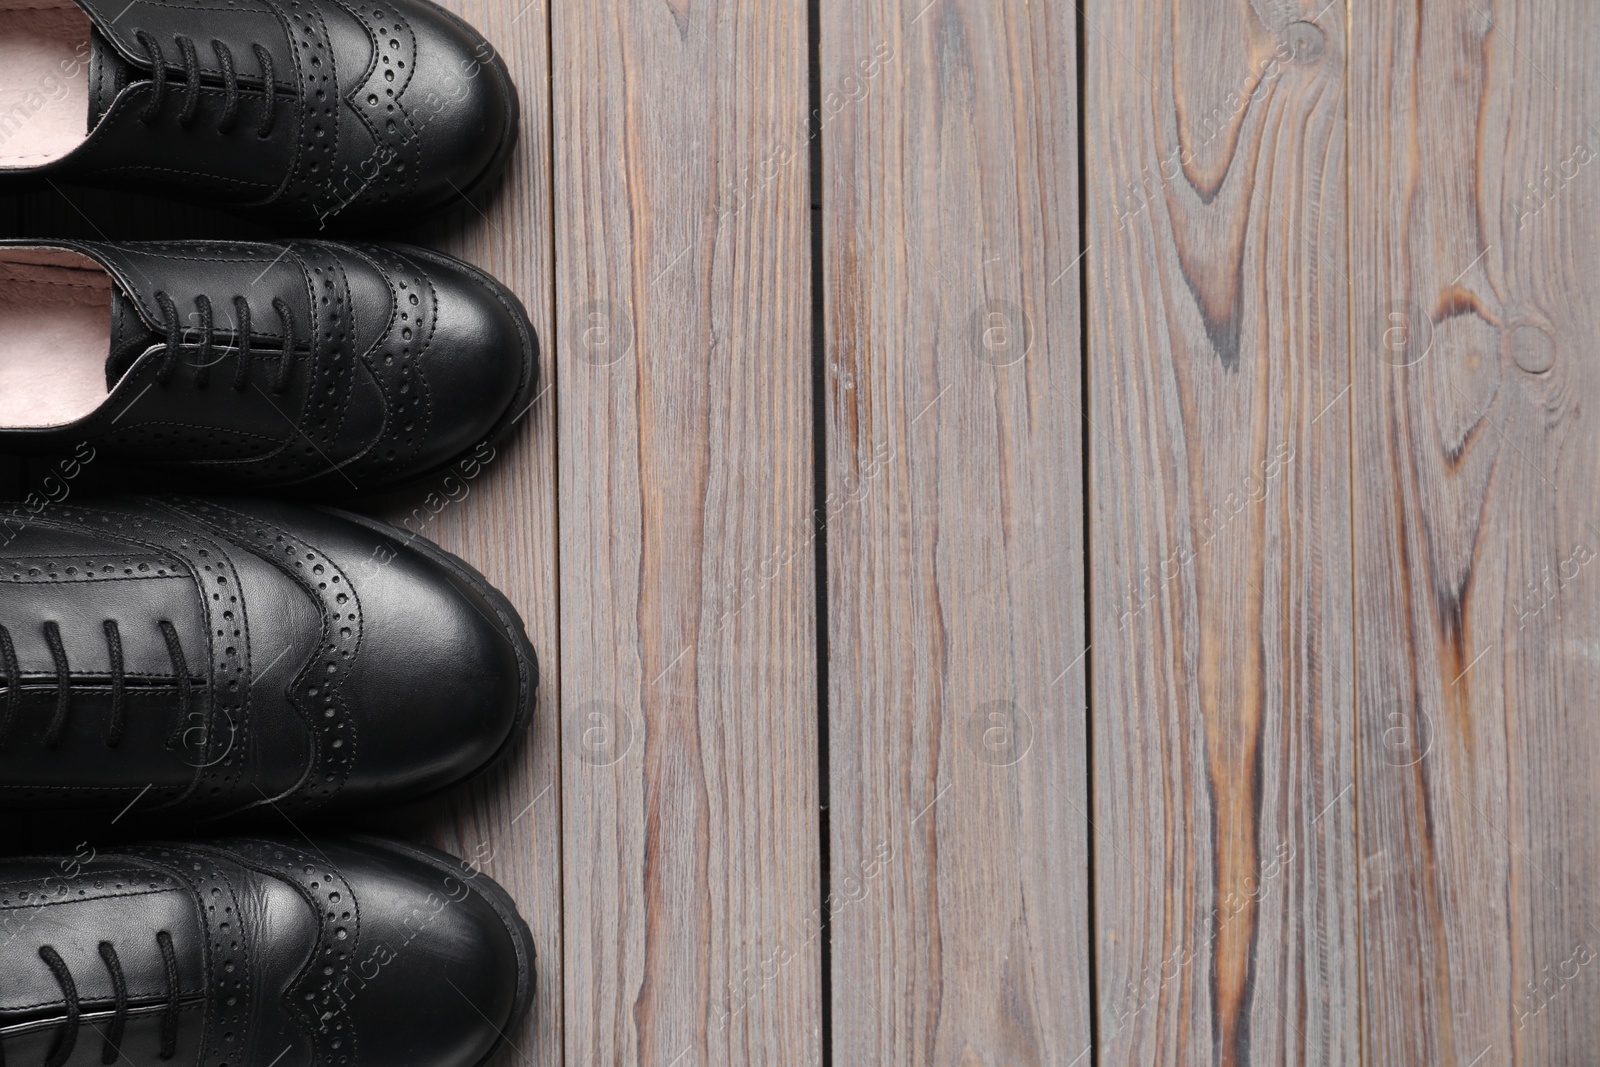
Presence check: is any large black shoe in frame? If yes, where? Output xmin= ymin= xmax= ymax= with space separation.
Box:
xmin=0 ymin=835 xmax=535 ymax=1067
xmin=0 ymin=0 xmax=518 ymax=226
xmin=0 ymin=497 xmax=538 ymax=819
xmin=0 ymin=239 xmax=538 ymax=493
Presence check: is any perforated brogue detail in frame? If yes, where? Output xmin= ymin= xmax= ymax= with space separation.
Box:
xmin=99 ymin=424 xmax=287 ymax=465
xmin=37 ymin=504 xmax=254 ymax=808
xmin=284 ymin=241 xmax=361 ymax=475
xmin=348 ymin=242 xmax=437 ymax=479
xmin=268 ymin=1 xmax=343 ymax=215
xmin=2 ymin=555 xmax=184 ymax=583
xmin=0 ymin=0 xmax=519 ymax=225
xmin=2 ymin=236 xmax=537 ymax=492
xmin=126 ymin=845 xmax=252 ymax=1067
xmin=220 ymin=839 xmax=361 ymax=1065
xmin=171 ymin=500 xmax=361 ymax=813
xmin=0 ymin=864 xmax=181 ymax=908
xmin=340 ymin=1 xmax=422 ymax=207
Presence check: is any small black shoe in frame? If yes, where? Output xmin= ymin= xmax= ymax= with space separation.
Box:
xmin=0 ymin=497 xmax=538 ymax=818
xmin=0 ymin=239 xmax=538 ymax=492
xmin=0 ymin=835 xmax=535 ymax=1067
xmin=0 ymin=0 xmax=518 ymax=226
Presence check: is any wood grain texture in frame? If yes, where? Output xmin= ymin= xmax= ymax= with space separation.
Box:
xmin=819 ymin=1 xmax=1093 ymax=1063
xmin=1085 ymin=0 xmax=1355 ymax=1060
xmin=553 ymin=1 xmax=822 ymax=1063
xmin=1350 ymin=1 xmax=1600 ymax=1061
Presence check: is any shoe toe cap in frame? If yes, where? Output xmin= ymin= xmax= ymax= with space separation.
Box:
xmin=394 ymin=0 xmax=520 ymax=201
xmin=318 ymin=839 xmax=532 ymax=1067
xmin=221 ymin=500 xmax=536 ymax=807
xmin=405 ymin=248 xmax=536 ymax=474
xmin=338 ymin=529 xmax=533 ymax=801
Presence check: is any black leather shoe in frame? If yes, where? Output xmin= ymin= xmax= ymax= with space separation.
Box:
xmin=0 ymin=497 xmax=538 ymax=818
xmin=0 ymin=835 xmax=535 ymax=1067
xmin=0 ymin=0 xmax=518 ymax=226
xmin=0 ymin=238 xmax=539 ymax=492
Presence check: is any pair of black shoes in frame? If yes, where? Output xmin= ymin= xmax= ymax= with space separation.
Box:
xmin=2 ymin=3 xmax=539 ymax=1065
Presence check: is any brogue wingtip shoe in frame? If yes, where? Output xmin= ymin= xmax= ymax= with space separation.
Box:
xmin=0 ymin=238 xmax=541 ymax=492
xmin=0 ymin=835 xmax=537 ymax=1067
xmin=0 ymin=497 xmax=539 ymax=819
xmin=0 ymin=0 xmax=522 ymax=226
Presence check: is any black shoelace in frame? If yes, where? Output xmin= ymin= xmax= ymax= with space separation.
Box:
xmin=0 ymin=621 xmax=192 ymax=750
xmin=135 ymin=30 xmax=278 ymax=137
xmin=6 ymin=934 xmax=183 ymax=1067
xmin=153 ymin=291 xmax=300 ymax=392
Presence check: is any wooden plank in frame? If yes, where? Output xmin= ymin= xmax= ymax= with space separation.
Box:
xmin=1350 ymin=2 xmax=1600 ymax=1060
xmin=553 ymin=1 xmax=821 ymax=1064
xmin=1085 ymin=0 xmax=1356 ymax=1060
xmin=819 ymin=1 xmax=1092 ymax=1063
xmin=370 ymin=4 xmax=560 ymax=1066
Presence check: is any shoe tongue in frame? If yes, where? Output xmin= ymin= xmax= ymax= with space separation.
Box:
xmin=106 ymin=286 xmax=161 ymax=388
xmin=87 ymin=27 xmax=140 ymax=130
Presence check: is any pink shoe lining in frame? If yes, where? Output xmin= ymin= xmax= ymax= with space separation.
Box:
xmin=0 ymin=247 xmax=114 ymax=429
xmin=0 ymin=1 xmax=92 ymax=169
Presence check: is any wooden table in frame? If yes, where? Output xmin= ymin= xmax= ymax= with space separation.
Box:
xmin=6 ymin=0 xmax=1600 ymax=1061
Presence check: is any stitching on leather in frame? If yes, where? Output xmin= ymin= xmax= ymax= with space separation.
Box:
xmin=2 ymin=574 xmax=188 ymax=585
xmin=0 ymin=277 xmax=106 ymax=291
xmin=100 ymin=250 xmax=289 ymax=266
xmin=2 ymin=554 xmax=187 ymax=567
xmin=107 ymin=420 xmax=282 ymax=442
xmin=0 ymin=1001 xmax=202 ymax=1036
xmin=323 ymin=249 xmax=359 ymax=447
xmin=28 ymin=505 xmax=247 ymax=808
xmin=263 ymin=0 xmax=339 ymax=211
xmin=328 ymin=0 xmax=420 ymax=204
xmin=52 ymin=83 xmax=156 ymax=164
xmin=217 ymin=839 xmax=359 ymax=1063
xmin=253 ymin=0 xmax=305 ymax=208
xmin=416 ymin=263 xmax=440 ymax=432
xmin=3 ymin=673 xmax=193 ymax=684
xmin=0 ymin=783 xmax=186 ymax=794
xmin=0 ymin=572 xmax=188 ymax=588
xmin=0 ymin=889 xmax=183 ymax=979
xmin=337 ymin=243 xmax=405 ymax=472
xmin=281 ymin=242 xmax=359 ymax=468
xmin=90 ymin=243 xmax=304 ymax=360
xmin=165 ymin=501 xmax=359 ymax=811
xmin=343 ymin=243 xmax=438 ymax=475
xmin=0 ymin=877 xmax=173 ymax=910
xmin=165 ymin=512 xmax=251 ymax=804
xmin=343 ymin=244 xmax=414 ymax=468
xmin=285 ymin=242 xmax=323 ymax=447
xmin=127 ymin=843 xmax=250 ymax=1067
xmin=93 ymin=0 xmax=287 ymax=82
xmin=402 ymin=244 xmax=537 ymax=418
